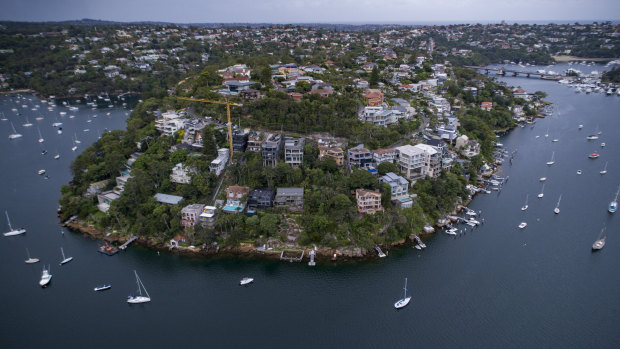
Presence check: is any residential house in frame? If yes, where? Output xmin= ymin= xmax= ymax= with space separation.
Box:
xmin=359 ymin=106 xmax=396 ymax=127
xmin=86 ymin=179 xmax=110 ymax=198
xmin=97 ymin=190 xmax=120 ymax=212
xmin=232 ymin=129 xmax=249 ymax=152
xmin=318 ymin=146 xmax=345 ymax=166
xmin=284 ymin=137 xmax=305 ymax=167
xmin=199 ymin=205 xmax=217 ymax=227
xmin=363 ymin=89 xmax=384 ymax=107
xmin=348 ymin=144 xmax=373 ymax=169
xmin=262 ymin=133 xmax=282 ymax=167
xmin=181 ymin=204 xmax=204 ymax=227
xmin=274 ymin=187 xmax=304 ymax=211
xmin=307 ymin=89 xmax=334 ymax=98
xmin=456 ymin=135 xmax=480 ymax=158
xmin=355 ymin=189 xmax=384 ymax=214
xmin=436 ymin=124 xmax=458 ymax=141
xmin=155 ymin=110 xmax=185 ymax=137
xmin=481 ymin=101 xmax=493 ymax=111
xmin=170 ymin=163 xmax=195 ymax=184
xmin=395 ymin=145 xmax=425 ymax=181
xmin=210 ymin=148 xmax=229 ymax=177
xmin=380 ymin=172 xmax=409 ymax=199
xmin=247 ymin=188 xmax=276 ymax=212
xmin=169 ymin=235 xmax=187 ymax=248
xmin=247 ymin=132 xmax=265 ymax=152
xmin=223 ymin=185 xmax=250 ymax=214
xmin=414 ymin=144 xmax=441 ymax=178
xmin=372 ymin=148 xmax=397 ymax=165
xmin=240 ymin=89 xmax=261 ymax=101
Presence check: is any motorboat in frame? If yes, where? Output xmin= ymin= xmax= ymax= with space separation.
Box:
xmin=240 ymin=277 xmax=254 ymax=286
xmin=394 ymin=278 xmax=412 ymax=309
xmin=578 ymin=124 xmax=583 ymax=129
xmin=446 ymin=227 xmax=458 ymax=236
xmin=127 ymin=270 xmax=151 ymax=304
xmin=609 ymin=187 xmax=619 ymax=213
xmin=518 ymin=222 xmax=527 ymax=229
xmin=577 ymin=170 xmax=582 ymax=175
xmin=589 ymin=153 xmax=600 ymax=159
xmin=539 ymin=177 xmax=547 ymax=182
xmin=3 ymin=211 xmax=26 ymax=236
xmin=39 ymin=265 xmax=52 ymax=287
xmin=586 ymin=135 xmax=598 ymax=140
xmin=94 ymin=285 xmax=112 ymax=291
xmin=38 ymin=169 xmax=46 ymax=175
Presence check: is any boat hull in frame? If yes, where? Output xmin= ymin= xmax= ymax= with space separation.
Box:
xmin=394 ymin=297 xmax=411 ymax=309
xmin=127 ymin=296 xmax=151 ymax=303
xmin=4 ymin=229 xmax=26 ymax=236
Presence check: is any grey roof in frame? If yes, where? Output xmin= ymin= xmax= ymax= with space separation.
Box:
xmin=276 ymin=187 xmax=304 ymax=196
xmin=154 ymin=193 xmax=184 ymax=205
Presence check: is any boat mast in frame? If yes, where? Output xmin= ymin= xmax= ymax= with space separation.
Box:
xmin=5 ymin=211 xmax=13 ymax=231
xmin=403 ymin=278 xmax=408 ymax=299
xmin=61 ymin=247 xmax=65 ymax=260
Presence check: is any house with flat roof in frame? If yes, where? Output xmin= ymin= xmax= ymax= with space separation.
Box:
xmin=284 ymin=137 xmax=305 ymax=168
xmin=372 ymin=148 xmax=397 ymax=165
xmin=97 ymin=190 xmax=120 ymax=212
xmin=274 ymin=187 xmax=304 ymax=211
xmin=210 ymin=148 xmax=229 ymax=177
xmin=232 ymin=129 xmax=249 ymax=152
xmin=199 ymin=205 xmax=218 ymax=227
xmin=262 ymin=133 xmax=282 ymax=167
xmin=348 ymin=144 xmax=373 ymax=169
xmin=181 ymin=204 xmax=204 ymax=227
xmin=395 ymin=145 xmax=425 ymax=181
xmin=170 ymin=163 xmax=195 ymax=184
xmin=247 ymin=188 xmax=275 ymax=212
xmin=380 ymin=172 xmax=409 ymax=199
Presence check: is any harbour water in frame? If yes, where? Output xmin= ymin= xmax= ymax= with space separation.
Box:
xmin=1 ymin=66 xmax=619 ymax=348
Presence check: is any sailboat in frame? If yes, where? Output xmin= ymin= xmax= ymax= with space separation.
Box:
xmin=394 ymin=278 xmax=411 ymax=309
xmin=74 ymin=132 xmax=81 ymax=144
xmin=59 ymin=247 xmax=73 ymax=265
xmin=600 ymin=162 xmax=608 ymax=175
xmin=71 ymin=134 xmax=78 ymax=151
xmin=39 ymin=265 xmax=52 ymax=287
xmin=25 ymin=248 xmax=39 ymax=263
xmin=127 ymin=270 xmax=151 ymax=304
xmin=8 ymin=121 xmax=22 ymax=139
xmin=609 ymin=186 xmax=619 ymax=213
xmin=518 ymin=222 xmax=527 ymax=229
xmin=538 ymin=183 xmax=545 ymax=198
xmin=521 ymin=194 xmax=529 ymax=211
xmin=592 ymin=227 xmax=606 ymax=251
xmin=546 ymin=151 xmax=555 ymax=166
xmin=0 ymin=112 xmax=7 ymax=121
xmin=22 ymin=116 xmax=33 ymax=127
xmin=37 ymin=126 xmax=44 ymax=143
xmin=3 ymin=211 xmax=26 ymax=236
xmin=544 ymin=127 xmax=549 ymax=138
xmin=554 ymin=195 xmax=562 ymax=214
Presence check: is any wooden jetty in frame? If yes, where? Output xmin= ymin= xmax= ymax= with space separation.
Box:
xmin=119 ymin=235 xmax=138 ymax=250
xmin=412 ymin=235 xmax=426 ymax=249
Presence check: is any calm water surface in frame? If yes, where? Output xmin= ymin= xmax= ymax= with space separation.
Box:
xmin=1 ymin=66 xmax=619 ymax=348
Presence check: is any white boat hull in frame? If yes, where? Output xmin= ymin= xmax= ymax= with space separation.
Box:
xmin=127 ymin=296 xmax=151 ymax=303
xmin=25 ymin=258 xmax=40 ymax=264
xmin=60 ymin=257 xmax=73 ymax=265
xmin=394 ymin=296 xmax=411 ymax=309
xmin=4 ymin=228 xmax=26 ymax=236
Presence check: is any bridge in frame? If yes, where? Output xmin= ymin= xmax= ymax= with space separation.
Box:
xmin=465 ymin=66 xmax=562 ymax=80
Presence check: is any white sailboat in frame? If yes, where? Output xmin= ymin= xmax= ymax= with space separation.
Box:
xmin=554 ymin=195 xmax=562 ymax=214
xmin=22 ymin=116 xmax=33 ymax=127
xmin=8 ymin=121 xmax=22 ymax=139
xmin=25 ymin=248 xmax=39 ymax=263
xmin=3 ymin=211 xmax=26 ymax=236
xmin=37 ymin=126 xmax=44 ymax=143
xmin=544 ymin=127 xmax=549 ymax=138
xmin=546 ymin=151 xmax=555 ymax=166
xmin=394 ymin=278 xmax=412 ymax=309
xmin=240 ymin=277 xmax=254 ymax=285
xmin=521 ymin=194 xmax=529 ymax=211
xmin=609 ymin=186 xmax=619 ymax=214
xmin=518 ymin=222 xmax=527 ymax=229
xmin=592 ymin=227 xmax=606 ymax=251
xmin=0 ymin=112 xmax=7 ymax=121
xmin=71 ymin=134 xmax=78 ymax=151
xmin=600 ymin=162 xmax=608 ymax=175
xmin=74 ymin=132 xmax=81 ymax=144
xmin=59 ymin=247 xmax=73 ymax=265
xmin=39 ymin=265 xmax=52 ymax=287
xmin=127 ymin=270 xmax=151 ymax=304
xmin=538 ymin=183 xmax=545 ymax=198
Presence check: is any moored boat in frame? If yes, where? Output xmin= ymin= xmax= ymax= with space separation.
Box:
xmin=240 ymin=277 xmax=254 ymax=286
xmin=394 ymin=278 xmax=412 ymax=309
xmin=94 ymin=285 xmax=112 ymax=291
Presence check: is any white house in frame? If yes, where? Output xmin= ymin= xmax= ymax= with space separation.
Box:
xmin=210 ymin=148 xmax=229 ymax=176
xmin=170 ymin=163 xmax=195 ymax=184
xmin=395 ymin=145 xmax=425 ymax=181
xmin=380 ymin=172 xmax=409 ymax=198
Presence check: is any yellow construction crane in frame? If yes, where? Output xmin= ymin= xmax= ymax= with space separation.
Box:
xmin=177 ymin=96 xmax=240 ymax=162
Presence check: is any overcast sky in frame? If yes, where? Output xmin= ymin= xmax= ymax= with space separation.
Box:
xmin=1 ymin=0 xmax=619 ymax=23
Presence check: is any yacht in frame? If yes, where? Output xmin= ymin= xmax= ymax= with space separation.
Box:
xmin=600 ymin=162 xmax=608 ymax=175
xmin=539 ymin=177 xmax=547 ymax=182
xmin=25 ymin=248 xmax=39 ymax=264
xmin=59 ymin=247 xmax=73 ymax=265
xmin=3 ymin=211 xmax=26 ymax=236
xmin=554 ymin=195 xmax=562 ymax=214
xmin=538 ymin=183 xmax=545 ymax=198
xmin=521 ymin=194 xmax=529 ymax=211
xmin=394 ymin=278 xmax=412 ymax=309
xmin=592 ymin=227 xmax=606 ymax=251
xmin=127 ymin=270 xmax=151 ymax=304
xmin=8 ymin=121 xmax=22 ymax=139
xmin=578 ymin=124 xmax=583 ymax=129
xmin=39 ymin=265 xmax=52 ymax=287
xmin=577 ymin=170 xmax=582 ymax=175
xmin=518 ymin=222 xmax=527 ymax=229
xmin=609 ymin=187 xmax=619 ymax=213
xmin=588 ymin=153 xmax=600 ymax=159
xmin=240 ymin=277 xmax=254 ymax=286
xmin=546 ymin=151 xmax=555 ymax=166
xmin=586 ymin=135 xmax=599 ymax=140
xmin=601 ymin=143 xmax=605 ymax=148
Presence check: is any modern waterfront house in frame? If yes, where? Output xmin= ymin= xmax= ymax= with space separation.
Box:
xmin=274 ymin=187 xmax=304 ymax=211
xmin=355 ymin=189 xmax=384 ymax=214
